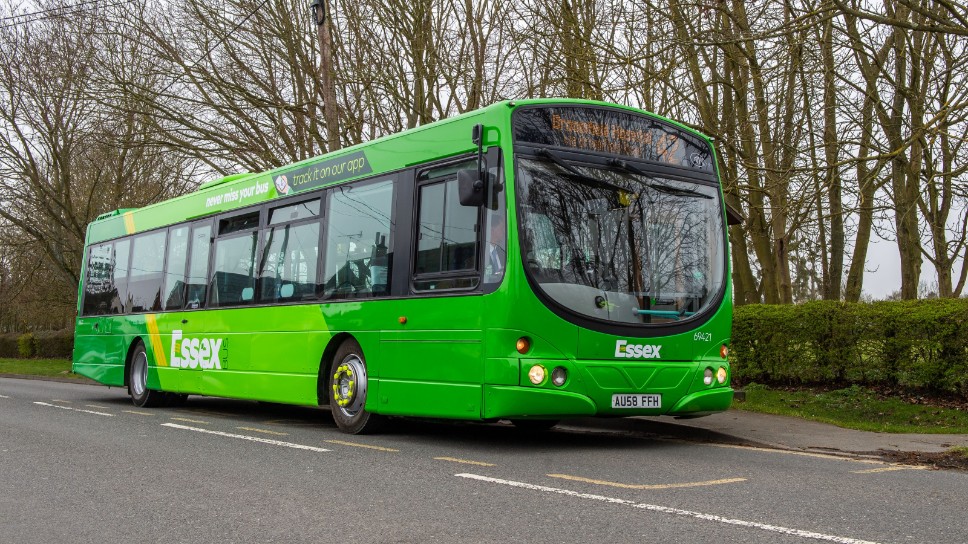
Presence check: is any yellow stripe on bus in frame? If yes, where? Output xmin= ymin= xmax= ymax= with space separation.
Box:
xmin=123 ymin=211 xmax=135 ymax=234
xmin=145 ymin=314 xmax=167 ymax=367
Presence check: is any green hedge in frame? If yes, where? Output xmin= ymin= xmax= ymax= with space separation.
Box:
xmin=732 ymin=299 xmax=968 ymax=397
xmin=0 ymin=330 xmax=73 ymax=359
xmin=0 ymin=333 xmax=18 ymax=358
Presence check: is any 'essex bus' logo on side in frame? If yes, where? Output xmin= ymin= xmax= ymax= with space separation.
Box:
xmin=614 ymin=340 xmax=662 ymax=359
xmin=170 ymin=330 xmax=224 ymax=370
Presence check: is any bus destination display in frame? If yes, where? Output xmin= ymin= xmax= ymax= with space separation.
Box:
xmin=513 ymin=106 xmax=713 ymax=173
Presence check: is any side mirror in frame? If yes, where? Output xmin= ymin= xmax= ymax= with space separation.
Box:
xmin=457 ymin=168 xmax=486 ymax=207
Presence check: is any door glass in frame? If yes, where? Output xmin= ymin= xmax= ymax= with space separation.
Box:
xmin=185 ymin=224 xmax=211 ymax=309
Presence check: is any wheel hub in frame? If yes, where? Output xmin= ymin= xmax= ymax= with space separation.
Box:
xmin=132 ymin=351 xmax=147 ymax=396
xmin=332 ymin=355 xmax=367 ymax=417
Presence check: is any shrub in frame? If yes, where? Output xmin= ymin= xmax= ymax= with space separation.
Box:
xmin=0 ymin=333 xmax=18 ymax=358
xmin=732 ymin=299 xmax=968 ymax=398
xmin=1 ymin=330 xmax=73 ymax=359
xmin=33 ymin=329 xmax=74 ymax=358
xmin=17 ymin=332 xmax=37 ymax=358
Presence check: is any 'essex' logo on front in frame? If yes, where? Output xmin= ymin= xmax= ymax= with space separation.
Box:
xmin=614 ymin=340 xmax=662 ymax=359
xmin=170 ymin=330 xmax=224 ymax=370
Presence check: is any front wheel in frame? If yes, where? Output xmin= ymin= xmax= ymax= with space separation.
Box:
xmin=329 ymin=339 xmax=384 ymax=434
xmin=128 ymin=341 xmax=167 ymax=408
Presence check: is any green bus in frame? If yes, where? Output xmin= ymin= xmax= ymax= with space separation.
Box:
xmin=73 ymin=99 xmax=734 ymax=434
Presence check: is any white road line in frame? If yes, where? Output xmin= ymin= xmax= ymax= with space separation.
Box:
xmin=34 ymin=401 xmax=113 ymax=417
xmin=456 ymin=473 xmax=881 ymax=544
xmin=161 ymin=423 xmax=330 ymax=452
xmin=0 ymin=394 xmax=9 ymax=398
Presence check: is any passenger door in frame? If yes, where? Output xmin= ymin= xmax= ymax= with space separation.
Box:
xmin=378 ymin=160 xmax=485 ymax=419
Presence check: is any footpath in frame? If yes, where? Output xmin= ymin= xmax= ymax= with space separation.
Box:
xmin=565 ymin=409 xmax=968 ymax=461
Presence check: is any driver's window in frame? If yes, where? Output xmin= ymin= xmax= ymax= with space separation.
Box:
xmin=322 ymin=178 xmax=394 ymax=299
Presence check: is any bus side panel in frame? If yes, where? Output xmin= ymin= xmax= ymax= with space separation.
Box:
xmin=375 ymin=295 xmax=484 ymax=418
xmin=73 ymin=316 xmax=125 ymax=386
xmin=147 ymin=305 xmax=332 ymax=405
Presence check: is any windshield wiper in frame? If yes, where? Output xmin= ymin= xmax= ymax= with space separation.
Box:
xmin=536 ymin=148 xmax=627 ymax=194
xmin=608 ymin=159 xmax=712 ymax=200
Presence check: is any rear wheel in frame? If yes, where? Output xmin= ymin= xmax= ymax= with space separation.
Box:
xmin=329 ymin=339 xmax=383 ymax=434
xmin=128 ymin=341 xmax=167 ymax=408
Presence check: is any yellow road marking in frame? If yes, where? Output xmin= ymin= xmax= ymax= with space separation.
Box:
xmin=434 ymin=457 xmax=496 ymax=467
xmin=178 ymin=409 xmax=237 ymax=418
xmin=85 ymin=404 xmax=110 ymax=410
xmin=852 ymin=465 xmax=928 ymax=474
xmin=171 ymin=417 xmax=208 ymax=424
xmin=51 ymin=399 xmax=71 ymax=404
xmin=324 ymin=439 xmax=398 ymax=452
xmin=548 ymin=473 xmax=747 ymax=490
xmin=706 ymin=443 xmax=893 ymax=466
xmin=123 ymin=410 xmax=154 ymax=416
xmin=263 ymin=419 xmax=323 ymax=427
xmin=237 ymin=426 xmax=288 ymax=436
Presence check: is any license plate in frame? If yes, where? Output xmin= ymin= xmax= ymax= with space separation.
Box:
xmin=611 ymin=394 xmax=662 ymax=409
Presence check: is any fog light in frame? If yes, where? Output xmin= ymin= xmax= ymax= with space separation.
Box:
xmin=717 ymin=367 xmax=728 ymax=384
xmin=703 ymin=368 xmax=714 ymax=386
xmin=551 ymin=367 xmax=567 ymax=386
xmin=516 ymin=337 xmax=531 ymax=354
xmin=528 ymin=364 xmax=546 ymax=385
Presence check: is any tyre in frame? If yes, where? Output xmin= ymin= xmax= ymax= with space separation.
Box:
xmin=128 ymin=341 xmax=167 ymax=408
xmin=510 ymin=419 xmax=559 ymax=432
xmin=329 ymin=339 xmax=384 ymax=434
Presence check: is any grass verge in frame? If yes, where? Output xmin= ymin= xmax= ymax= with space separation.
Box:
xmin=734 ymin=383 xmax=968 ymax=434
xmin=0 ymin=358 xmax=88 ymax=380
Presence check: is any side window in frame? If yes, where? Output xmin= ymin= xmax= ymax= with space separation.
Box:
xmin=210 ymin=211 xmax=260 ymax=307
xmin=128 ymin=230 xmax=167 ymax=312
xmin=185 ymin=223 xmax=212 ymax=309
xmin=413 ymin=163 xmax=480 ymax=291
xmin=82 ymin=243 xmax=113 ymax=316
xmin=259 ymin=199 xmax=321 ymax=302
xmin=111 ymin=239 xmax=131 ymax=314
xmin=323 ymin=179 xmax=394 ymax=299
xmin=162 ymin=226 xmax=189 ymax=310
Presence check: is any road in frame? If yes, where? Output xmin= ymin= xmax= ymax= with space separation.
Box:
xmin=1 ymin=377 xmax=965 ymax=544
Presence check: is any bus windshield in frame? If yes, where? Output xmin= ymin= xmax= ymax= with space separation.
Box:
xmin=516 ymin=156 xmax=725 ymax=326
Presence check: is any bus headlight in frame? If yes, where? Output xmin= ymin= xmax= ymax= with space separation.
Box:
xmin=703 ymin=368 xmax=714 ymax=386
xmin=528 ymin=365 xmax=546 ymax=385
xmin=551 ymin=367 xmax=567 ymax=387
xmin=717 ymin=367 xmax=728 ymax=384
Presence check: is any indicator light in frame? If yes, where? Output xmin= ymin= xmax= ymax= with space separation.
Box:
xmin=720 ymin=344 xmax=729 ymax=359
xmin=516 ymin=337 xmax=531 ymax=354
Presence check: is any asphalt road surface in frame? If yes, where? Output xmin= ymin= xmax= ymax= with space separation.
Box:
xmin=2 ymin=377 xmax=965 ymax=544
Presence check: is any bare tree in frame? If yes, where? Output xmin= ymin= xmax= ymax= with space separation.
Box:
xmin=0 ymin=1 xmax=194 ymax=327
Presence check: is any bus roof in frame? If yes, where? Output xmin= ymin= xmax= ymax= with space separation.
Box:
xmin=85 ymin=99 xmax=713 ymax=244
